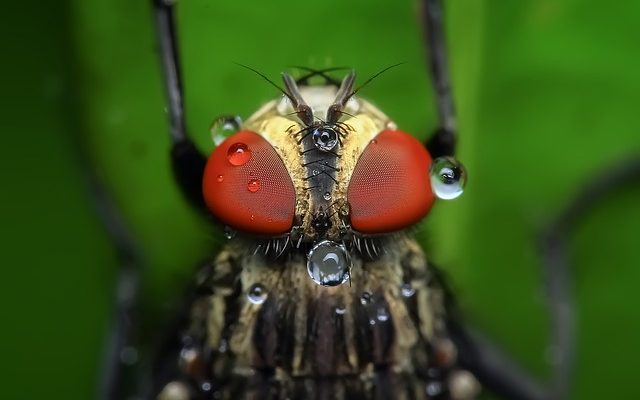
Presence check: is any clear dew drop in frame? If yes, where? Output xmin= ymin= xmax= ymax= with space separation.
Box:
xmin=247 ymin=283 xmax=268 ymax=304
xmin=210 ymin=115 xmax=242 ymax=146
xmin=360 ymin=291 xmax=372 ymax=305
xmin=227 ymin=142 xmax=252 ymax=166
xmin=306 ymin=240 xmax=351 ymax=287
xmin=224 ymin=226 xmax=236 ymax=240
xmin=401 ymin=283 xmax=415 ymax=297
xmin=323 ymin=191 xmax=332 ymax=201
xmin=429 ymin=156 xmax=467 ymax=200
xmin=376 ymin=307 xmax=390 ymax=322
xmin=312 ymin=169 xmax=320 ymax=176
xmin=216 ymin=174 xmax=224 ymax=182
xmin=312 ymin=127 xmax=338 ymax=151
xmin=335 ymin=305 xmax=346 ymax=315
xmin=247 ymin=178 xmax=261 ymax=193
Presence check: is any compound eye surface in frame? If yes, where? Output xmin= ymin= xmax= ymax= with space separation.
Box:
xmin=347 ymin=129 xmax=435 ymax=233
xmin=202 ymin=130 xmax=296 ymax=235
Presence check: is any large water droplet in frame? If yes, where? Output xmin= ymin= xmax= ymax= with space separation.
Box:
xmin=227 ymin=142 xmax=251 ymax=166
xmin=247 ymin=178 xmax=261 ymax=193
xmin=306 ymin=240 xmax=350 ymax=286
xmin=210 ymin=115 xmax=241 ymax=146
xmin=429 ymin=157 xmax=467 ymax=200
xmin=312 ymin=127 xmax=338 ymax=151
xmin=247 ymin=283 xmax=268 ymax=304
xmin=323 ymin=192 xmax=332 ymax=201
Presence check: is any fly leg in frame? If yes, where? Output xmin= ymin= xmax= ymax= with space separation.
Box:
xmin=152 ymin=0 xmax=208 ymax=213
xmin=421 ymin=0 xmax=456 ymax=158
xmin=89 ymin=173 xmax=144 ymax=400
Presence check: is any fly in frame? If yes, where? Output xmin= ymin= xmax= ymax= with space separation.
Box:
xmin=97 ymin=0 xmax=640 ymax=399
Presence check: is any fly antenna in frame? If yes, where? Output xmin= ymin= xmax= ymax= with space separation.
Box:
xmin=235 ymin=62 xmax=291 ymax=100
xmin=351 ymin=62 xmax=405 ymax=97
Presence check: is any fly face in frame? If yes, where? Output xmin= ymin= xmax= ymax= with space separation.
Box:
xmin=201 ymin=73 xmax=465 ymax=288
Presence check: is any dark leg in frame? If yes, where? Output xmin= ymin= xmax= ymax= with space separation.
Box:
xmin=90 ymin=172 xmax=143 ymax=400
xmin=449 ymin=155 xmax=640 ymax=400
xmin=421 ymin=0 xmax=456 ymax=157
xmin=153 ymin=0 xmax=207 ymax=212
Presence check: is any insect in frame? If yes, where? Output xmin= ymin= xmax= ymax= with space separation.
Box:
xmin=95 ymin=1 xmax=640 ymax=399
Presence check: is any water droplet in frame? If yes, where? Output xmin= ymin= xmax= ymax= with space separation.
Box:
xmin=323 ymin=192 xmax=332 ymax=200
xmin=227 ymin=142 xmax=252 ymax=166
xmin=370 ymin=139 xmax=378 ymax=145
xmin=312 ymin=127 xmax=338 ymax=151
xmin=306 ymin=240 xmax=351 ymax=287
xmin=401 ymin=283 xmax=415 ymax=297
xmin=429 ymin=157 xmax=467 ymax=200
xmin=247 ymin=283 xmax=268 ymax=304
xmin=376 ymin=307 xmax=390 ymax=322
xmin=335 ymin=305 xmax=346 ymax=315
xmin=369 ymin=319 xmax=376 ymax=326
xmin=360 ymin=291 xmax=372 ymax=305
xmin=340 ymin=203 xmax=350 ymax=216
xmin=250 ymin=214 xmax=255 ymax=221
xmin=210 ymin=115 xmax=241 ymax=146
xmin=201 ymin=382 xmax=212 ymax=392
xmin=426 ymin=381 xmax=443 ymax=397
xmin=224 ymin=226 xmax=236 ymax=240
xmin=247 ymin=178 xmax=261 ymax=193
xmin=216 ymin=174 xmax=224 ymax=182
xmin=312 ymin=169 xmax=320 ymax=176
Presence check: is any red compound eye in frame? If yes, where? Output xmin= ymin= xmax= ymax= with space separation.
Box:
xmin=202 ymin=130 xmax=296 ymax=235
xmin=347 ymin=129 xmax=435 ymax=233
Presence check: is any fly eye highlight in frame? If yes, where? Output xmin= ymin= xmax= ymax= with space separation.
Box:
xmin=202 ymin=130 xmax=296 ymax=235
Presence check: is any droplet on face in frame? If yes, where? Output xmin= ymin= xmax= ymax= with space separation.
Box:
xmin=401 ymin=283 xmax=415 ymax=297
xmin=360 ymin=291 xmax=372 ymax=305
xmin=429 ymin=156 xmax=467 ymax=200
xmin=306 ymin=240 xmax=351 ymax=287
xmin=224 ymin=226 xmax=236 ymax=240
xmin=210 ymin=115 xmax=242 ymax=146
xmin=312 ymin=127 xmax=338 ymax=151
xmin=247 ymin=178 xmax=261 ymax=193
xmin=376 ymin=307 xmax=390 ymax=322
xmin=227 ymin=142 xmax=252 ymax=166
xmin=335 ymin=305 xmax=346 ymax=315
xmin=247 ymin=283 xmax=268 ymax=304
xmin=323 ymin=191 xmax=332 ymax=201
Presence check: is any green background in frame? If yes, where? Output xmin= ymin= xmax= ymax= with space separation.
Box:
xmin=5 ymin=0 xmax=639 ymax=398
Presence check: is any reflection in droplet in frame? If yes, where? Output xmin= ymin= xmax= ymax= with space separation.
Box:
xmin=247 ymin=178 xmax=261 ymax=193
xmin=224 ymin=226 xmax=236 ymax=240
xmin=247 ymin=283 xmax=268 ymax=304
xmin=323 ymin=191 xmax=332 ymax=201
xmin=306 ymin=240 xmax=350 ymax=287
xmin=429 ymin=157 xmax=466 ymax=200
xmin=227 ymin=142 xmax=252 ymax=166
xmin=376 ymin=307 xmax=390 ymax=322
xmin=360 ymin=291 xmax=372 ymax=305
xmin=312 ymin=127 xmax=338 ymax=151
xmin=401 ymin=283 xmax=415 ymax=298
xmin=210 ymin=115 xmax=242 ymax=146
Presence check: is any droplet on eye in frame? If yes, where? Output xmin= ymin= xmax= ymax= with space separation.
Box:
xmin=247 ymin=178 xmax=261 ymax=193
xmin=227 ymin=142 xmax=252 ymax=166
xmin=216 ymin=174 xmax=224 ymax=182
xmin=247 ymin=283 xmax=268 ymax=304
xmin=312 ymin=127 xmax=338 ymax=151
xmin=306 ymin=240 xmax=350 ymax=287
xmin=210 ymin=115 xmax=242 ymax=146
xmin=429 ymin=156 xmax=467 ymax=200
